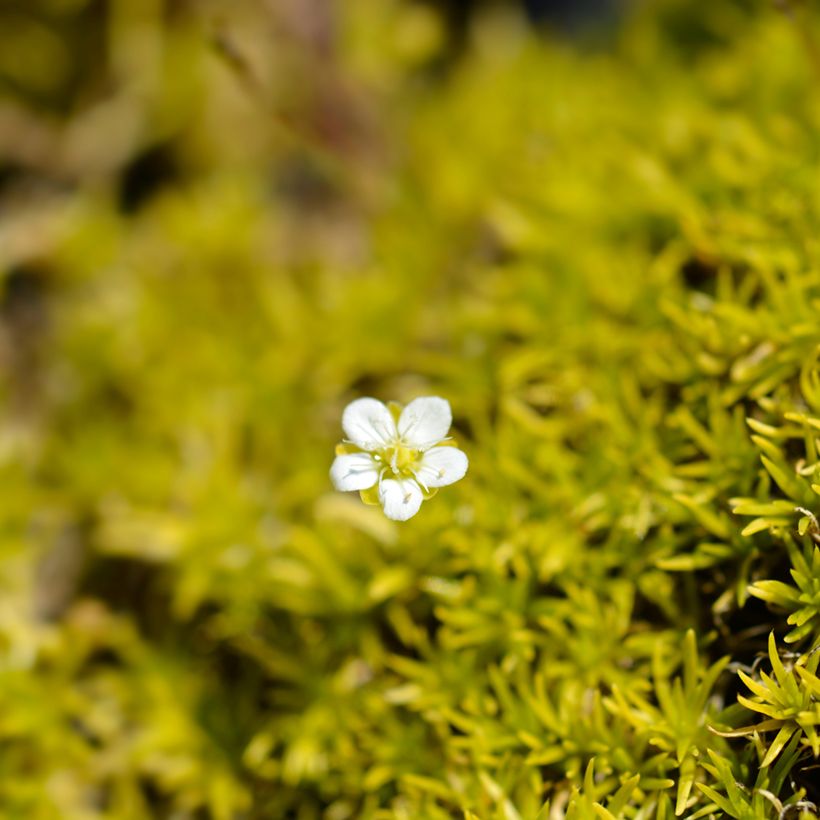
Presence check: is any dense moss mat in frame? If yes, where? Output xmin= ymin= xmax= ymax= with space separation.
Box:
xmin=3 ymin=0 xmax=820 ymax=817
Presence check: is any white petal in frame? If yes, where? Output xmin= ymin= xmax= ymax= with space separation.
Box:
xmin=342 ymin=398 xmax=397 ymax=450
xmin=378 ymin=478 xmax=423 ymax=521
xmin=330 ymin=453 xmax=380 ymax=491
xmin=398 ymin=396 xmax=452 ymax=449
xmin=414 ymin=446 xmax=468 ymax=488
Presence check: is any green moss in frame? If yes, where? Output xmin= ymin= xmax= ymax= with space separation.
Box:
xmin=2 ymin=0 xmax=820 ymax=817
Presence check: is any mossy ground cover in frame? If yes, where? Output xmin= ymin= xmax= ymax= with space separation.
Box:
xmin=2 ymin=0 xmax=820 ymax=817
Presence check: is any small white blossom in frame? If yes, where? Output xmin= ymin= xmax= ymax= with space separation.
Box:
xmin=330 ymin=396 xmax=468 ymax=521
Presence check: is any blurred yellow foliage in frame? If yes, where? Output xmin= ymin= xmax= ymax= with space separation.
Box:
xmin=2 ymin=0 xmax=820 ymax=817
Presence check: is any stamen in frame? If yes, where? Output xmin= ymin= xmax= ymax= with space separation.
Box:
xmin=412 ymin=468 xmax=429 ymax=494
xmin=415 ymin=437 xmax=445 ymax=451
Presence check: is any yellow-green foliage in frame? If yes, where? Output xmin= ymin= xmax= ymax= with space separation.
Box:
xmin=3 ymin=0 xmax=820 ymax=817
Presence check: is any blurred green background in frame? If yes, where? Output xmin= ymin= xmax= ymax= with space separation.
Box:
xmin=3 ymin=0 xmax=820 ymax=817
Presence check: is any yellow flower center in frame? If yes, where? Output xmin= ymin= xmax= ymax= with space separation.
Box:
xmin=376 ymin=444 xmax=422 ymax=478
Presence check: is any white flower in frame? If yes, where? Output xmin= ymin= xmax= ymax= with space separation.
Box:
xmin=330 ymin=396 xmax=468 ymax=521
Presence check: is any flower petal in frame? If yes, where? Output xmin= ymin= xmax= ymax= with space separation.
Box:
xmin=414 ymin=446 xmax=468 ymax=488
xmin=342 ymin=398 xmax=397 ymax=450
xmin=330 ymin=453 xmax=380 ymax=491
xmin=398 ymin=396 xmax=452 ymax=449
xmin=378 ymin=478 xmax=423 ymax=521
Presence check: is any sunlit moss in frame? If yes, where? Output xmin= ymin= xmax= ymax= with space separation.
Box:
xmin=2 ymin=0 xmax=820 ymax=817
